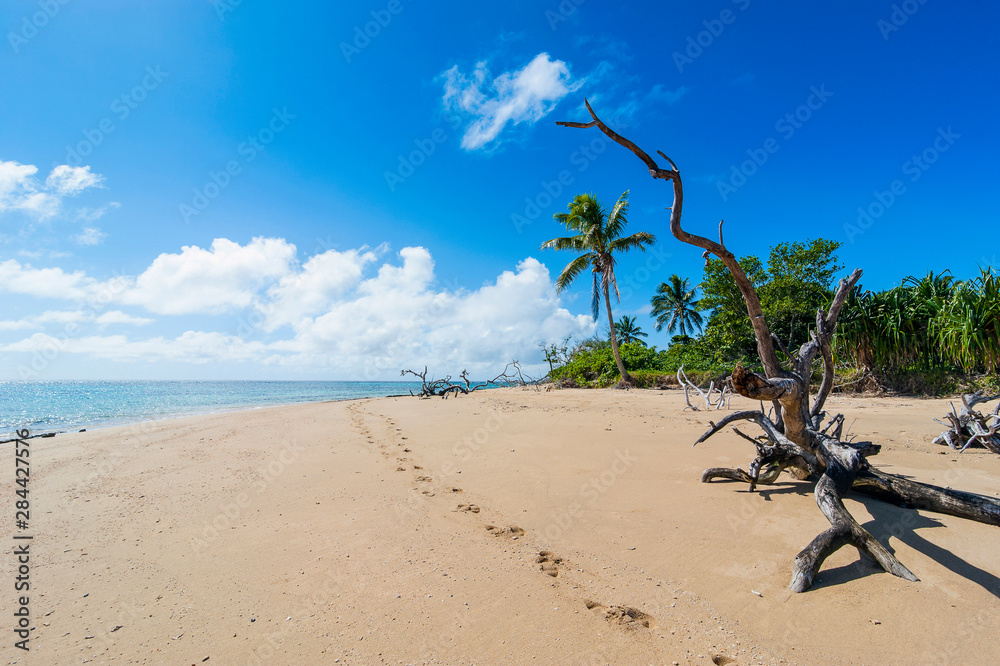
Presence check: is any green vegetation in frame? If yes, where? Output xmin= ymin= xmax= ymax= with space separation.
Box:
xmin=697 ymin=238 xmax=843 ymax=367
xmin=549 ymin=334 xmax=726 ymax=388
xmin=546 ymin=233 xmax=999 ymax=395
xmin=541 ymin=191 xmax=656 ymax=384
xmin=837 ymin=269 xmax=1000 ymax=375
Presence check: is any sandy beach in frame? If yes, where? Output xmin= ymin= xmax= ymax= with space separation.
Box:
xmin=6 ymin=387 xmax=1000 ymax=665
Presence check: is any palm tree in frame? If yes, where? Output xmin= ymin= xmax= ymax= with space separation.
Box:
xmin=614 ymin=315 xmax=647 ymax=345
xmin=541 ymin=191 xmax=655 ymax=384
xmin=651 ymin=275 xmax=703 ymax=336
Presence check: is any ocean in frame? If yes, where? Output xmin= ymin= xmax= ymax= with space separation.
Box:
xmin=0 ymin=380 xmax=426 ymax=437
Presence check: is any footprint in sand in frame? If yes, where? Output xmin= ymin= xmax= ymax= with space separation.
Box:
xmin=455 ymin=503 xmax=480 ymax=513
xmin=536 ymin=551 xmax=564 ymax=577
xmin=485 ymin=525 xmax=525 ymax=538
xmin=413 ymin=465 xmax=423 ymax=470
xmin=584 ymin=600 xmax=656 ymax=630
xmin=414 ymin=476 xmax=432 ymax=482
xmin=711 ymin=656 xmax=736 ymax=666
xmin=396 ymin=467 xmax=406 ymax=472
xmin=449 ymin=487 xmax=463 ymax=493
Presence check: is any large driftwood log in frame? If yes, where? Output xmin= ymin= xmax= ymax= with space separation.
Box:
xmin=558 ymin=101 xmax=1000 ymax=592
xmin=932 ymin=392 xmax=1000 ymax=454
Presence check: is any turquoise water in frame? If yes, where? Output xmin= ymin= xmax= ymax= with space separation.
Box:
xmin=0 ymin=380 xmax=425 ymax=437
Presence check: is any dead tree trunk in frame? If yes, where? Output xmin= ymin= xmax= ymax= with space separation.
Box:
xmin=557 ymin=100 xmax=1000 ymax=591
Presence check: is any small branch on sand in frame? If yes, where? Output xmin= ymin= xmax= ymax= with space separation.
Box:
xmin=677 ymin=365 xmax=731 ymax=411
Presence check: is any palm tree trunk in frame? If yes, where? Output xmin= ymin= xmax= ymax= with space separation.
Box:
xmin=604 ymin=284 xmax=634 ymax=384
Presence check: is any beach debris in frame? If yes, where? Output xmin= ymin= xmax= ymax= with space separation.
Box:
xmin=677 ymin=365 xmax=732 ymax=411
xmin=932 ymin=392 xmax=1000 ymax=454
xmin=401 ymin=361 xmax=543 ymax=399
xmin=751 ymin=590 xmax=763 ymax=597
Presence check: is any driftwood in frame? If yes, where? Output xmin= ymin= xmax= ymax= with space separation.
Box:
xmin=1 ymin=429 xmax=57 ymax=444
xmin=933 ymin=392 xmax=1000 ymax=454
xmin=677 ymin=365 xmax=731 ymax=411
xmin=401 ymin=361 xmax=541 ymax=399
xmin=557 ymin=101 xmax=1000 ymax=592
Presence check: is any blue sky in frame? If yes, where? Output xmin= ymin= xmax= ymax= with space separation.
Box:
xmin=1 ymin=0 xmax=997 ymax=380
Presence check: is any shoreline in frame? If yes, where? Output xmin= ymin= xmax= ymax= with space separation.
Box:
xmin=0 ymin=380 xmax=427 ymax=440
xmin=12 ymin=387 xmax=1000 ymax=664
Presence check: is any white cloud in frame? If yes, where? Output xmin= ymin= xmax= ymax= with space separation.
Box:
xmin=1 ymin=331 xmax=268 ymax=364
xmin=0 ymin=240 xmax=596 ymax=377
xmin=0 ymin=320 xmax=34 ymax=331
xmin=94 ymin=311 xmax=154 ymax=326
xmin=0 ymin=309 xmax=152 ymax=333
xmin=0 ymin=160 xmax=105 ymax=219
xmin=648 ymin=84 xmax=690 ymax=106
xmin=274 ymin=249 xmax=595 ymax=376
xmin=0 ymin=259 xmax=125 ymax=301
xmin=121 ymin=237 xmax=297 ymax=315
xmin=443 ymin=53 xmax=583 ymax=150
xmin=75 ymin=227 xmax=107 ymax=246
xmin=45 ymin=165 xmax=104 ymax=195
xmin=263 ymin=247 xmax=379 ymax=331
xmin=75 ymin=201 xmax=120 ymax=223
